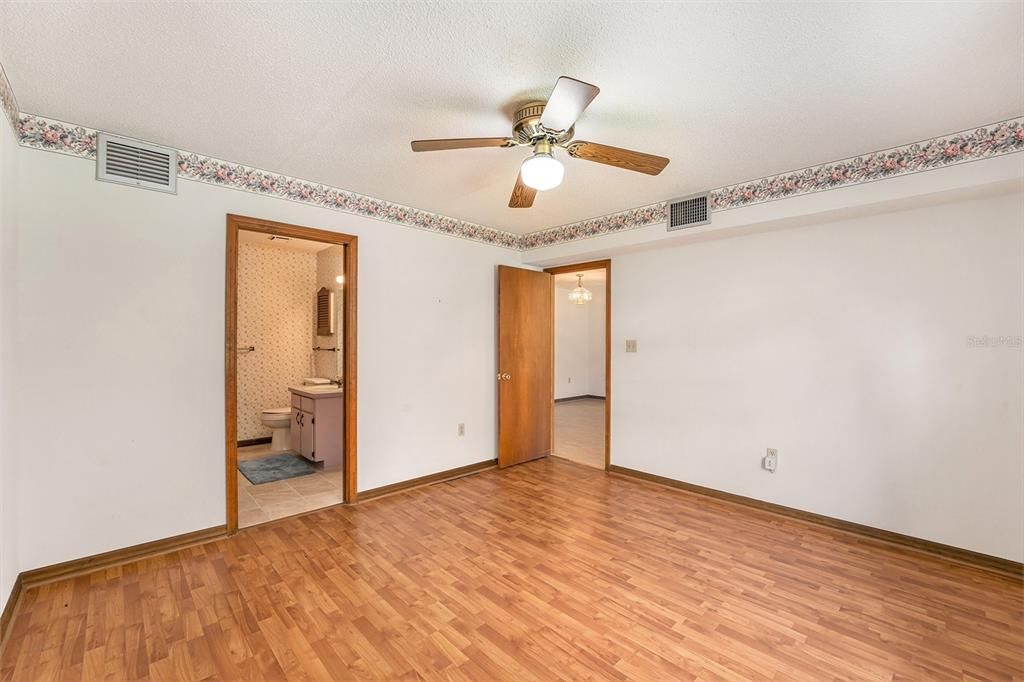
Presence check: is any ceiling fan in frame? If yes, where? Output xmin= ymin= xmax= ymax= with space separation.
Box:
xmin=410 ymin=76 xmax=670 ymax=208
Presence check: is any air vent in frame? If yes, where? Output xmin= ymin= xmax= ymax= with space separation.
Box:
xmin=667 ymin=193 xmax=710 ymax=231
xmin=97 ymin=132 xmax=177 ymax=194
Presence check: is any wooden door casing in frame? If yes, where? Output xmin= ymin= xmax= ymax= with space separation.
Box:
xmin=543 ymin=259 xmax=612 ymax=470
xmin=226 ymin=214 xmax=358 ymax=533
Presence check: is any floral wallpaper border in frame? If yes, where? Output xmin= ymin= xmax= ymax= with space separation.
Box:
xmin=15 ymin=113 xmax=520 ymax=249
xmin=13 ymin=111 xmax=1024 ymax=252
xmin=177 ymin=149 xmax=521 ymax=248
xmin=17 ymin=113 xmax=97 ymax=157
xmin=0 ymin=63 xmax=17 ymax=136
xmin=711 ymin=118 xmax=1024 ymax=210
xmin=518 ymin=202 xmax=668 ymax=250
xmin=523 ymin=117 xmax=1024 ymax=249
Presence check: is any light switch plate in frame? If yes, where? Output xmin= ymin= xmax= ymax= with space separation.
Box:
xmin=625 ymin=339 xmax=638 ymax=353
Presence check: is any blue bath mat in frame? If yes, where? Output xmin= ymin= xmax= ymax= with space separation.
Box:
xmin=238 ymin=454 xmax=317 ymax=485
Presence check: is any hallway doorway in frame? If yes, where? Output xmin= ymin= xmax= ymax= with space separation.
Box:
xmin=546 ymin=261 xmax=610 ymax=469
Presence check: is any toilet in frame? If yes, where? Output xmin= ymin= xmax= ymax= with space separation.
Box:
xmin=260 ymin=407 xmax=293 ymax=452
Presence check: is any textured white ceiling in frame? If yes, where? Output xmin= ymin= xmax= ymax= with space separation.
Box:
xmin=1 ymin=2 xmax=1021 ymax=234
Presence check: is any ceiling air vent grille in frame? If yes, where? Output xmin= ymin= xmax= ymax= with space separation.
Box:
xmin=667 ymin=193 xmax=710 ymax=231
xmin=97 ymin=132 xmax=177 ymax=194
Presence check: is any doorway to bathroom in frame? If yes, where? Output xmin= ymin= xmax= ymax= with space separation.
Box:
xmin=225 ymin=214 xmax=357 ymax=533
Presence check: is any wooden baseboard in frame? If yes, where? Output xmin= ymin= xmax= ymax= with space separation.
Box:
xmin=609 ymin=465 xmax=1022 ymax=579
xmin=359 ymin=459 xmax=497 ymax=502
xmin=0 ymin=574 xmax=23 ymax=654
xmin=237 ymin=437 xmax=272 ymax=447
xmin=2 ymin=525 xmax=226 ymax=652
xmin=20 ymin=525 xmax=228 ymax=589
xmin=554 ymin=394 xmax=606 ymax=403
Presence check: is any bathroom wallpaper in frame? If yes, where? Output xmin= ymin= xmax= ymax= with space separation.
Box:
xmin=314 ymin=245 xmax=345 ymax=379
xmin=237 ymin=242 xmax=318 ymax=441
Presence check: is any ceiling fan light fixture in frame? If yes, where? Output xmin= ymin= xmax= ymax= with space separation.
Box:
xmin=410 ymin=76 xmax=669 ymax=209
xmin=520 ymin=152 xmax=563 ymax=191
xmin=520 ymin=139 xmax=564 ymax=191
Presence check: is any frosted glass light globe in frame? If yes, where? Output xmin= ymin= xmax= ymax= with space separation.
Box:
xmin=568 ymin=285 xmax=593 ymax=305
xmin=520 ymin=153 xmax=564 ymax=191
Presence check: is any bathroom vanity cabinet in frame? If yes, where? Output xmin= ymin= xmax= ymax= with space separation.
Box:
xmin=288 ymin=387 xmax=344 ymax=470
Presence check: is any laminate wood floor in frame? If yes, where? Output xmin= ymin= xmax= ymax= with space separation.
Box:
xmin=553 ymin=398 xmax=605 ymax=469
xmin=3 ymin=458 xmax=1021 ymax=680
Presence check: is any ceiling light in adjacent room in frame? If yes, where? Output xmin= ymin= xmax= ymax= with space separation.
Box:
xmin=335 ymin=275 xmax=345 ymax=285
xmin=568 ymin=274 xmax=593 ymax=305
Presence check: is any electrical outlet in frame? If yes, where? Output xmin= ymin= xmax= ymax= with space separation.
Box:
xmin=763 ymin=448 xmax=778 ymax=473
xmin=625 ymin=339 xmax=638 ymax=353
xmin=457 ymin=423 xmax=465 ymax=437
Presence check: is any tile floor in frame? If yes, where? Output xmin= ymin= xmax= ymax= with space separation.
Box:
xmin=553 ymin=397 xmax=605 ymax=468
xmin=238 ymin=443 xmax=343 ymax=528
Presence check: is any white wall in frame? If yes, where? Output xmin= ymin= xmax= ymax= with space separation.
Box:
xmin=0 ymin=116 xmax=17 ymax=612
xmin=611 ymin=192 xmax=1024 ymax=561
xmin=554 ymin=282 xmax=591 ymax=399
xmin=5 ymin=131 xmax=1021 ymax=582
xmin=12 ymin=148 xmax=520 ymax=571
xmin=554 ymin=277 xmax=605 ymax=399
xmin=587 ymin=284 xmax=606 ymax=397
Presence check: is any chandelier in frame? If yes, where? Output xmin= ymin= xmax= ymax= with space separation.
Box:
xmin=568 ymin=274 xmax=593 ymax=305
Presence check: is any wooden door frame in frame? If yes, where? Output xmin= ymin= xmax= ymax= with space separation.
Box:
xmin=543 ymin=259 xmax=611 ymax=470
xmin=225 ymin=214 xmax=358 ymax=534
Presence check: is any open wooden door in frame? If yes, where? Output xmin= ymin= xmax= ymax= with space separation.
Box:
xmin=498 ymin=266 xmax=553 ymax=467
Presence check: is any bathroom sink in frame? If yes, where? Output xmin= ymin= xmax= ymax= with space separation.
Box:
xmin=295 ymin=384 xmax=342 ymax=394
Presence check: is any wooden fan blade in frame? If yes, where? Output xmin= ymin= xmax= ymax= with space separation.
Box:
xmin=566 ymin=141 xmax=670 ymax=175
xmin=410 ymin=137 xmax=513 ymax=152
xmin=540 ymin=77 xmax=600 ymax=132
xmin=508 ymin=172 xmax=536 ymax=208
